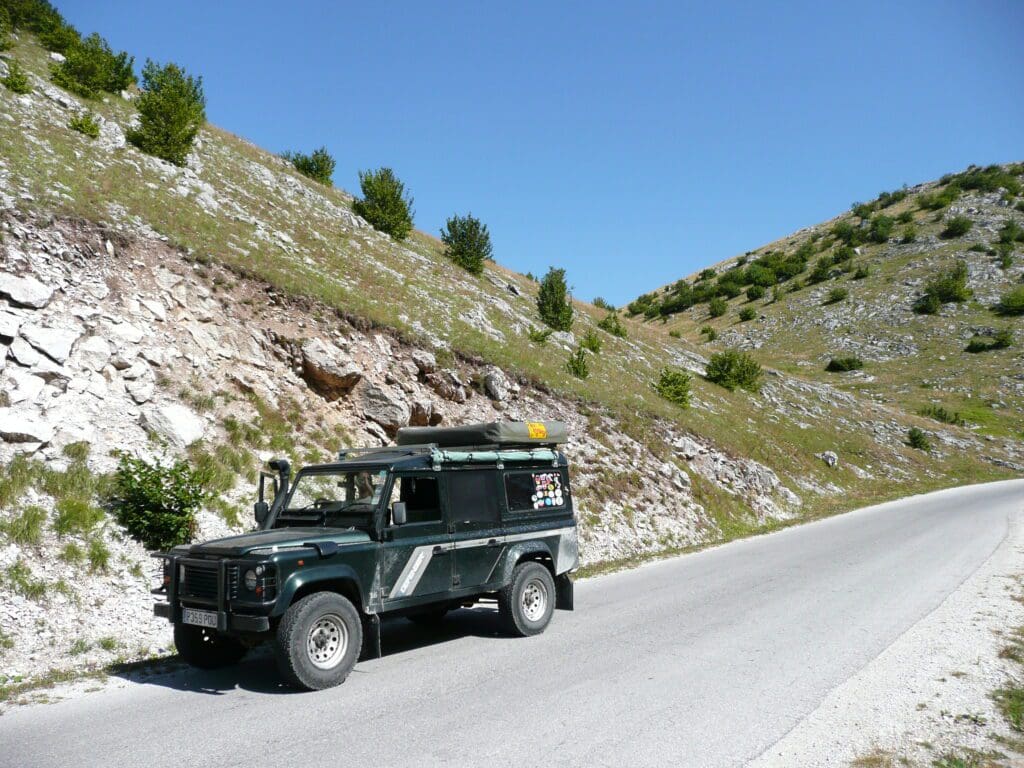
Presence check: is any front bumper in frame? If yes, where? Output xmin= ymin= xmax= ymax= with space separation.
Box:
xmin=153 ymin=601 xmax=270 ymax=633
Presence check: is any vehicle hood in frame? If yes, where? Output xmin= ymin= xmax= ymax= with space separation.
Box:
xmin=187 ymin=528 xmax=371 ymax=557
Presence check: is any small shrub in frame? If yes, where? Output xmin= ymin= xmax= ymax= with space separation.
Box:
xmin=918 ymin=405 xmax=965 ymax=426
xmin=998 ymin=220 xmax=1024 ymax=245
xmin=996 ymin=286 xmax=1024 ymax=316
xmin=282 ymin=146 xmax=335 ymax=185
xmin=965 ymin=337 xmax=989 ymax=353
xmin=808 ymin=256 xmax=833 ymax=284
xmin=127 ymin=60 xmax=206 ymax=166
xmin=63 ymin=441 xmax=91 ymax=462
xmin=68 ymin=111 xmax=100 ymax=138
xmin=914 ymin=260 xmax=971 ymax=313
xmin=705 ymin=349 xmax=763 ymax=392
xmin=50 ymin=32 xmax=134 ymax=98
xmin=53 ymin=497 xmax=104 ymax=537
xmin=527 ymin=326 xmax=553 ymax=344
xmin=2 ymin=505 xmax=46 ymax=545
xmin=60 ymin=542 xmax=85 ymax=563
xmin=824 ymin=287 xmax=848 ymax=305
xmin=868 ymin=215 xmax=894 ymax=243
xmin=653 ymin=368 xmax=692 ymax=407
xmin=918 ymin=186 xmax=960 ymax=211
xmin=87 ymin=537 xmax=111 ymax=572
xmin=566 ymin=347 xmax=589 ymax=379
xmin=597 ymin=312 xmax=627 ymax=338
xmin=3 ymin=559 xmax=46 ymax=600
xmin=907 ymin=427 xmax=931 ymax=451
xmin=668 ymin=328 xmax=681 ymax=339
xmin=896 ymin=210 xmax=913 ymax=224
xmin=746 ymin=285 xmax=765 ymax=301
xmin=700 ymin=325 xmax=718 ymax=342
xmin=441 ymin=213 xmax=492 ymax=275
xmin=2 ymin=58 xmax=32 ymax=94
xmin=110 ymin=453 xmax=205 ymax=551
xmin=993 ymin=328 xmax=1015 ymax=348
xmin=995 ymin=684 xmax=1024 ymax=732
xmin=900 ymin=225 xmax=916 ymax=243
xmin=70 ymin=638 xmax=90 ymax=655
xmin=738 ymin=307 xmax=756 ymax=322
xmin=708 ymin=297 xmax=727 ymax=318
xmin=853 ymin=264 xmax=871 ymax=280
xmin=0 ymin=8 xmax=11 ymax=51
xmin=967 ymin=329 xmax=1014 ymax=352
xmin=825 ymin=356 xmax=864 ymax=372
xmin=537 ymin=267 xmax=574 ymax=331
xmin=580 ymin=329 xmax=603 ymax=354
xmin=940 ymin=216 xmax=973 ymax=239
xmin=591 ymin=297 xmax=612 ymax=310
xmin=97 ymin=636 xmax=118 ymax=652
xmin=698 ymin=268 xmax=716 ymax=281
xmin=352 ymin=167 xmax=414 ymax=240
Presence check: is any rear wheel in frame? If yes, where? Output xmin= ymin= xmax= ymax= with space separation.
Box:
xmin=498 ymin=562 xmax=555 ymax=637
xmin=275 ymin=592 xmax=362 ymax=690
xmin=174 ymin=623 xmax=248 ymax=669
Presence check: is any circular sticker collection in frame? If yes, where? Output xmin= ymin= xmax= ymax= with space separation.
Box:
xmin=530 ymin=472 xmax=563 ymax=510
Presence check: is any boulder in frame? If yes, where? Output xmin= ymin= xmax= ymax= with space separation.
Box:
xmin=0 ymin=411 xmax=54 ymax=444
xmin=0 ymin=309 xmax=25 ymax=339
xmin=20 ymin=323 xmax=82 ymax=364
xmin=482 ymin=365 xmax=511 ymax=402
xmin=409 ymin=399 xmax=433 ymax=427
xmin=127 ymin=377 xmax=155 ymax=404
xmin=300 ymin=338 xmax=362 ymax=399
xmin=141 ymin=404 xmax=205 ymax=449
xmin=359 ymin=383 xmax=410 ymax=436
xmin=425 ymin=370 xmax=467 ymax=403
xmin=0 ymin=273 xmax=54 ymax=309
xmin=8 ymin=337 xmax=40 ymax=367
xmin=817 ymin=451 xmax=839 ymax=468
xmin=411 ymin=349 xmax=436 ymax=375
xmin=73 ymin=336 xmax=111 ymax=372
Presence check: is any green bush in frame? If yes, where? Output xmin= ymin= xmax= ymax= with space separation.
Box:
xmin=907 ymin=427 xmax=931 ymax=451
xmin=995 ymin=286 xmax=1024 ymax=316
xmin=53 ymin=497 xmax=104 ymax=537
xmin=597 ymin=311 xmax=627 ymax=338
xmin=964 ymin=332 xmax=1011 ymax=353
xmin=700 ymin=325 xmax=717 ymax=342
xmin=440 ymin=213 xmax=492 ymax=275
xmin=705 ymin=349 xmax=763 ymax=392
xmin=565 ymin=347 xmax=589 ymax=379
xmin=109 ymin=453 xmax=205 ymax=550
xmin=918 ymin=405 xmax=965 ymax=426
xmin=940 ymin=216 xmax=973 ymax=239
xmin=580 ymin=329 xmax=603 ymax=353
xmin=998 ymin=220 xmax=1024 ymax=245
xmin=918 ymin=185 xmax=960 ymax=211
xmin=825 ymin=356 xmax=864 ymax=372
xmin=0 ymin=7 xmax=11 ymax=51
xmin=127 ymin=60 xmax=205 ymax=166
xmin=708 ymin=297 xmax=727 ymax=318
xmin=668 ymin=328 xmax=681 ymax=338
xmin=808 ymin=256 xmax=833 ymax=284
xmin=88 ymin=537 xmax=110 ymax=572
xmin=746 ymin=285 xmax=765 ymax=301
xmin=896 ymin=210 xmax=914 ymax=224
xmin=853 ymin=264 xmax=871 ymax=280
xmin=698 ymin=268 xmax=716 ymax=281
xmin=527 ymin=326 xmax=553 ymax=344
xmin=914 ymin=260 xmax=971 ymax=313
xmin=1 ymin=505 xmax=46 ymax=545
xmin=2 ymin=58 xmax=32 ymax=94
xmin=68 ymin=111 xmax=100 ymax=138
xmin=352 ymin=167 xmax=414 ymax=240
xmin=536 ymin=267 xmax=574 ymax=331
xmin=592 ymin=297 xmax=613 ymax=311
xmin=50 ymin=32 xmax=134 ymax=98
xmin=824 ymin=287 xmax=848 ymax=304
xmin=283 ymin=146 xmax=335 ymax=185
xmin=653 ymin=367 xmax=692 ymax=407
xmin=901 ymin=225 xmax=917 ymax=243
xmin=868 ymin=215 xmax=894 ymax=243
xmin=851 ymin=201 xmax=874 ymax=219
xmin=738 ymin=307 xmax=756 ymax=322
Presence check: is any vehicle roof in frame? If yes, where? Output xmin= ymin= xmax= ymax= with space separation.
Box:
xmin=300 ymin=443 xmax=568 ymax=472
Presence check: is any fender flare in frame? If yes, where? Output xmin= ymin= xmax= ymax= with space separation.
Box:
xmin=272 ymin=563 xmax=365 ymax=616
xmin=494 ymin=541 xmax=555 ymax=587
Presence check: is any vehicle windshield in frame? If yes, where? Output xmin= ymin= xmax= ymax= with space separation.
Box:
xmin=278 ymin=469 xmax=389 ymax=529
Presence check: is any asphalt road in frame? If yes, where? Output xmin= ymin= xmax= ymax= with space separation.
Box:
xmin=4 ymin=480 xmax=1023 ymax=768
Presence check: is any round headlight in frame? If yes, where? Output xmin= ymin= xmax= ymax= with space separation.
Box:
xmin=244 ymin=569 xmax=258 ymax=591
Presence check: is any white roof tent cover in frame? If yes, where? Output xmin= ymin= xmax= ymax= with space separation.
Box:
xmin=395 ymin=421 xmax=567 ymax=448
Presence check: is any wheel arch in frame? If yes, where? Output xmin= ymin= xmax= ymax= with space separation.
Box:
xmin=495 ymin=541 xmax=555 ymax=587
xmin=274 ymin=565 xmax=365 ymax=616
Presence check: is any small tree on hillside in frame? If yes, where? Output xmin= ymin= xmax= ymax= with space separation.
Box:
xmin=51 ymin=32 xmax=134 ymax=98
xmin=2 ymin=58 xmax=32 ymax=94
xmin=352 ymin=167 xmax=414 ymax=241
xmin=283 ymin=146 xmax=336 ymax=185
xmin=127 ymin=60 xmax=205 ymax=166
xmin=441 ymin=213 xmax=492 ymax=275
xmin=537 ymin=267 xmax=574 ymax=331
xmin=0 ymin=8 xmax=12 ymax=51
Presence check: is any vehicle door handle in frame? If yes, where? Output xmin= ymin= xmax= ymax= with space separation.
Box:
xmin=433 ymin=545 xmax=445 ymax=555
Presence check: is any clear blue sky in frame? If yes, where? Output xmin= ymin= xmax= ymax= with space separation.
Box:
xmin=58 ymin=0 xmax=1023 ymax=306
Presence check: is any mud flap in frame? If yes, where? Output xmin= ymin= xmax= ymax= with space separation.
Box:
xmin=361 ymin=613 xmax=382 ymax=660
xmin=555 ymin=573 xmax=574 ymax=611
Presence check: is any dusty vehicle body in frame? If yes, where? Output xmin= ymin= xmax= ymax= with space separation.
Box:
xmin=153 ymin=421 xmax=578 ymax=689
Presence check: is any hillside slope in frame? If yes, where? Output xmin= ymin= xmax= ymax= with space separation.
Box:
xmin=0 ymin=32 xmax=1020 ymax=690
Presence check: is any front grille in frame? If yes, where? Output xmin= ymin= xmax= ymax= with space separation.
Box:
xmin=180 ymin=562 xmax=240 ymax=601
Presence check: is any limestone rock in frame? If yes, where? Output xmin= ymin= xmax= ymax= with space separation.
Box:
xmin=73 ymin=336 xmax=111 ymax=372
xmin=0 ymin=411 xmax=54 ymax=444
xmin=0 ymin=273 xmax=54 ymax=309
xmin=411 ymin=349 xmax=436 ymax=375
xmin=483 ymin=365 xmax=512 ymax=402
xmin=425 ymin=370 xmax=467 ymax=403
xmin=301 ymin=338 xmax=362 ymax=399
xmin=817 ymin=451 xmax=839 ymax=468
xmin=20 ymin=323 xmax=82 ymax=364
xmin=359 ymin=383 xmax=410 ymax=436
xmin=0 ymin=309 xmax=25 ymax=339
xmin=142 ymin=404 xmax=205 ymax=449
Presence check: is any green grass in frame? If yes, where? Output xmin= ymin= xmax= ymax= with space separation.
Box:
xmin=1 ymin=505 xmax=46 ymax=545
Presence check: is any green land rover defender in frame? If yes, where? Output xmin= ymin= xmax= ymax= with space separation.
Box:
xmin=152 ymin=421 xmax=578 ymax=690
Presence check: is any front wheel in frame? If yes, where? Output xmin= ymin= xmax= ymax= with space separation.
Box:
xmin=174 ymin=623 xmax=248 ymax=669
xmin=498 ymin=562 xmax=556 ymax=637
xmin=275 ymin=592 xmax=363 ymax=690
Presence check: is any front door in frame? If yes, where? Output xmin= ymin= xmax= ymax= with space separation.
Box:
xmin=447 ymin=469 xmax=505 ymax=590
xmin=381 ymin=473 xmax=454 ymax=607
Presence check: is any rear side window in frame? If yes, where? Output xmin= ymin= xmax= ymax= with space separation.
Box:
xmin=447 ymin=470 xmax=501 ymax=523
xmin=505 ymin=471 xmax=565 ymax=513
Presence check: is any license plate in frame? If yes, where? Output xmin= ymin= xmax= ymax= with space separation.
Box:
xmin=182 ymin=608 xmax=218 ymax=628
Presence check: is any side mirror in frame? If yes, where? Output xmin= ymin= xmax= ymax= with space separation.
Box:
xmin=254 ymin=501 xmax=269 ymax=524
xmin=392 ymin=501 xmax=407 ymax=527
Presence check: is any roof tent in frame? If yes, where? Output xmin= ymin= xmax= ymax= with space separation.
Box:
xmin=395 ymin=420 xmax=568 ymax=449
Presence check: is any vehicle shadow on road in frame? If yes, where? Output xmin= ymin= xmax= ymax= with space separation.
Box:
xmin=116 ymin=607 xmax=510 ymax=696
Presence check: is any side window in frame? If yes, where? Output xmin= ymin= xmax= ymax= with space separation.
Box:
xmin=392 ymin=475 xmax=441 ymax=525
xmin=505 ymin=471 xmax=565 ymax=513
xmin=447 ymin=470 xmax=501 ymax=524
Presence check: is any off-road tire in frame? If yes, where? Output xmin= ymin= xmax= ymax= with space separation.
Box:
xmin=275 ymin=592 xmax=362 ymax=691
xmin=407 ymin=607 xmax=450 ymax=626
xmin=498 ymin=561 xmax=556 ymax=637
xmin=174 ymin=623 xmax=248 ymax=669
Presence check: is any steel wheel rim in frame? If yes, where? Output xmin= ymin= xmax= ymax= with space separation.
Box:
xmin=306 ymin=613 xmax=348 ymax=670
xmin=522 ymin=578 xmax=548 ymax=622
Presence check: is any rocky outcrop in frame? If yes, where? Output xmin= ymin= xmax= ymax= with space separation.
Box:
xmin=300 ymin=337 xmax=362 ymax=398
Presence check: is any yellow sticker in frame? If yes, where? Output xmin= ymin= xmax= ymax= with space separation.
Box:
xmin=527 ymin=422 xmax=547 ymax=439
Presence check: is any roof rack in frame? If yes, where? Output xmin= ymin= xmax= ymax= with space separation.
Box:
xmin=395 ymin=421 xmax=567 ymax=449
